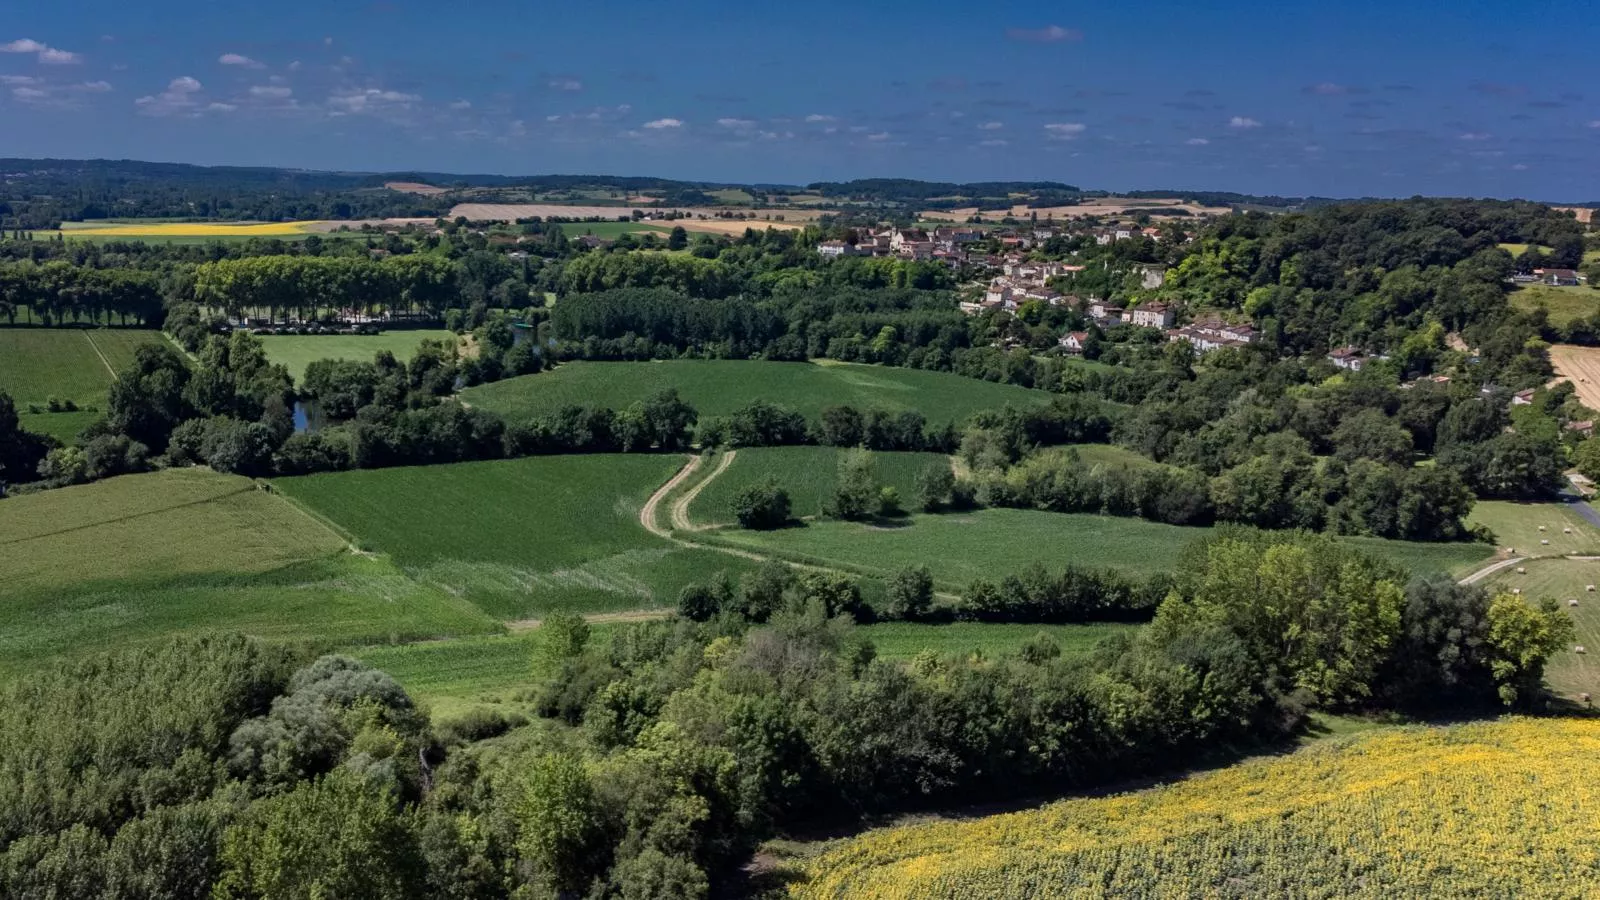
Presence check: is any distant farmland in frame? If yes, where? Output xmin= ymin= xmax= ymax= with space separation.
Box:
xmin=0 ymin=328 xmax=165 ymax=440
xmin=461 ymin=359 xmax=1053 ymax=426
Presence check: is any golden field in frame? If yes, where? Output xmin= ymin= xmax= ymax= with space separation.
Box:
xmin=786 ymin=717 xmax=1600 ymax=899
xmin=56 ymin=221 xmax=325 ymax=237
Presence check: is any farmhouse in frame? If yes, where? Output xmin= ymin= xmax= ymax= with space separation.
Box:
xmin=1535 ymin=268 xmax=1583 ymax=286
xmin=1058 ymin=331 xmax=1089 ymax=354
xmin=817 ymin=240 xmax=862 ymax=258
xmin=1511 ymin=389 xmax=1536 ymax=406
xmin=1129 ymin=301 xmax=1176 ymax=329
xmin=1328 ymin=346 xmax=1366 ymax=372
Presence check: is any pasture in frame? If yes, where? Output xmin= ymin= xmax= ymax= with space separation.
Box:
xmin=781 ymin=717 xmax=1600 ymax=899
xmin=687 ymin=447 xmax=948 ymax=524
xmin=712 ymin=508 xmax=1495 ymax=590
xmin=257 ymin=329 xmax=457 ymax=382
xmin=1509 ymin=283 xmax=1598 ymax=326
xmin=461 ymin=359 xmax=1053 ymax=426
xmin=556 ymin=221 xmax=673 ymax=239
xmin=0 ymin=468 xmax=497 ymax=675
xmin=1 ymin=328 xmax=165 ymax=440
xmin=1485 ymin=557 xmax=1600 ymax=700
xmin=1549 ymin=344 xmax=1600 ymax=410
xmin=1466 ymin=499 xmax=1600 ymax=557
xmin=274 ymin=454 xmax=759 ymax=619
xmin=860 ymin=622 xmax=1137 ymax=661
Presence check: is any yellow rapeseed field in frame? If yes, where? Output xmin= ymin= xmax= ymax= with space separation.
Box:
xmin=58 ymin=221 xmax=324 ymax=236
xmin=789 ymin=717 xmax=1600 ymax=898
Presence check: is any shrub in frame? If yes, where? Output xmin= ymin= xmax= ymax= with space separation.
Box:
xmin=732 ymin=477 xmax=791 ymax=530
xmin=884 ymin=566 xmax=934 ymax=621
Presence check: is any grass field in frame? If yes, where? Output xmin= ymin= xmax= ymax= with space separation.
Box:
xmin=1509 ymin=283 xmax=1599 ymax=325
xmin=713 ymin=509 xmax=1495 ymax=590
xmin=461 ymin=360 xmax=1053 ymax=427
xmin=1485 ymin=558 xmax=1600 ymax=700
xmin=860 ymin=622 xmax=1137 ymax=661
xmin=275 ymin=454 xmax=760 ymax=620
xmin=0 ymin=328 xmax=166 ymax=441
xmin=257 ymin=329 xmax=457 ymax=382
xmin=0 ymin=469 xmax=498 ymax=676
xmin=556 ymin=221 xmax=673 ymax=239
xmin=688 ymin=447 xmax=949 ymax=524
xmin=1497 ymin=242 xmax=1553 ymax=257
xmin=781 ymin=717 xmax=1600 ymax=899
xmin=1549 ymin=344 xmax=1600 ymax=410
xmin=1466 ymin=499 xmax=1600 ymax=556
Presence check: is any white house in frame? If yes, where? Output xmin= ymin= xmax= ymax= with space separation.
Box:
xmin=1058 ymin=331 xmax=1089 ymax=354
xmin=1328 ymin=346 xmax=1365 ymax=371
xmin=1129 ymin=301 xmax=1176 ymax=329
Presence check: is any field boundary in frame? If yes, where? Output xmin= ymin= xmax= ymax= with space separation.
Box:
xmin=260 ymin=482 xmax=365 ymax=551
xmin=80 ymin=330 xmax=118 ymax=378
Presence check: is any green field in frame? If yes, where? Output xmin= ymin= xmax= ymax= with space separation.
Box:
xmin=556 ymin=221 xmax=673 ymax=239
xmin=1497 ymin=242 xmax=1553 ymax=257
xmin=0 ymin=328 xmax=165 ymax=441
xmin=1044 ymin=443 xmax=1162 ymax=470
xmin=688 ymin=447 xmax=948 ymax=524
xmin=1509 ymin=283 xmax=1599 ymax=325
xmin=0 ymin=469 xmax=497 ymax=676
xmin=461 ymin=360 xmax=1053 ymax=426
xmin=275 ymin=454 xmax=759 ymax=619
xmin=1486 ymin=558 xmax=1600 ymax=700
xmin=257 ymin=329 xmax=457 ymax=382
xmin=1466 ymin=500 xmax=1600 ymax=556
xmin=860 ymin=622 xmax=1137 ymax=660
xmin=712 ymin=508 xmax=1495 ymax=590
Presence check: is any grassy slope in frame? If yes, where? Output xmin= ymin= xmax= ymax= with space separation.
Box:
xmin=713 ymin=509 xmax=1493 ymax=590
xmin=0 ymin=469 xmax=497 ymax=676
xmin=257 ymin=329 xmax=456 ymax=383
xmin=689 ymin=447 xmax=948 ymax=524
xmin=1508 ymin=283 xmax=1599 ymax=325
xmin=275 ymin=454 xmax=759 ymax=619
xmin=783 ymin=718 xmax=1600 ymax=899
xmin=460 ymin=360 xmax=1053 ymax=425
xmin=1486 ymin=558 xmax=1600 ymax=700
xmin=1466 ymin=499 xmax=1600 ymax=556
xmin=0 ymin=328 xmax=164 ymax=440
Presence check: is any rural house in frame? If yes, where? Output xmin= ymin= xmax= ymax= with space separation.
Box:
xmin=1058 ymin=331 xmax=1089 ymax=354
xmin=1328 ymin=346 xmax=1366 ymax=371
xmin=817 ymin=240 xmax=861 ymax=258
xmin=1129 ymin=301 xmax=1176 ymax=328
xmin=1535 ymin=268 xmax=1582 ymax=286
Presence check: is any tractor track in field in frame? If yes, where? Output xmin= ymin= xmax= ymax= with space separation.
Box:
xmin=639 ymin=453 xmax=961 ymax=601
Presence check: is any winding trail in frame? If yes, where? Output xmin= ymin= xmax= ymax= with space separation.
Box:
xmin=671 ymin=450 xmax=736 ymax=532
xmin=640 ymin=453 xmax=702 ymax=539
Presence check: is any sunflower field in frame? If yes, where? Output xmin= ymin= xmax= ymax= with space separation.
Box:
xmin=788 ymin=717 xmax=1600 ymax=899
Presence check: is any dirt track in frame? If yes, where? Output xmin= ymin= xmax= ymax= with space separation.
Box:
xmin=671 ymin=451 xmax=736 ymax=531
xmin=640 ymin=454 xmax=701 ymax=538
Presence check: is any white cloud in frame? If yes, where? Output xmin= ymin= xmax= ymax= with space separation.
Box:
xmin=979 ymin=121 xmax=1004 ymax=130
xmin=1005 ymin=25 xmax=1083 ymax=43
xmin=1588 ymin=120 xmax=1600 ymax=128
xmin=1044 ymin=122 xmax=1086 ymax=139
xmin=449 ymin=98 xmax=472 ymax=110
xmin=980 ymin=139 xmax=1008 ymax=147
xmin=805 ymin=113 xmax=835 ymax=123
xmin=207 ymin=102 xmax=237 ymax=113
xmin=1511 ymin=163 xmax=1529 ymax=171
xmin=10 ymin=86 xmax=47 ymax=101
xmin=218 ymin=53 xmax=264 ymax=69
xmin=1457 ymin=131 xmax=1492 ymax=141
xmin=249 ymin=85 xmax=291 ymax=99
xmin=547 ymin=77 xmax=583 ymax=91
xmin=2 ymin=38 xmax=81 ymax=64
xmin=327 ymin=87 xmax=421 ymax=115
xmin=1186 ymin=137 xmax=1210 ymax=145
xmin=1229 ymin=116 xmax=1261 ymax=129
xmin=0 ymin=74 xmax=38 ymax=85
xmin=866 ymin=131 xmax=890 ymax=141
xmin=79 ymin=80 xmax=111 ymax=92
xmin=643 ymin=117 xmax=682 ymax=129
xmin=134 ymin=76 xmax=206 ymax=116
xmin=288 ymin=60 xmax=302 ymax=72
xmin=717 ymin=117 xmax=755 ymax=128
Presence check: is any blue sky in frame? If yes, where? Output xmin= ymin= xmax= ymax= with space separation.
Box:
xmin=2 ymin=0 xmax=1597 ymax=199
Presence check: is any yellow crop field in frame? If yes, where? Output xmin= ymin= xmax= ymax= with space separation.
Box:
xmin=787 ymin=717 xmax=1600 ymax=899
xmin=57 ymin=221 xmax=325 ymax=237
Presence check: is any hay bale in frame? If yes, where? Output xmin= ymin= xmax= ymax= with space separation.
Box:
xmin=1542 ymin=539 xmax=1551 ymax=545
xmin=1512 ymin=588 xmax=1522 ymax=595
xmin=1570 ymin=599 xmax=1580 ymax=607
xmin=1517 ymin=566 xmax=1528 ymax=574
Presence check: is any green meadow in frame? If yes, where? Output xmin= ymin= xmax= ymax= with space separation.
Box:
xmin=257 ymin=329 xmax=457 ymax=382
xmin=0 ymin=328 xmax=165 ymax=441
xmin=688 ymin=446 xmax=948 ymax=524
xmin=461 ymin=359 xmax=1053 ymax=425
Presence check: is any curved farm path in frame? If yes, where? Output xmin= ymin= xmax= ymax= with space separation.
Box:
xmin=640 ymin=453 xmax=702 ymax=538
xmin=1459 ymin=556 xmax=1527 ymax=586
xmin=671 ymin=450 xmax=736 ymax=532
